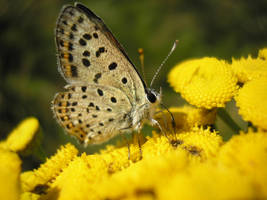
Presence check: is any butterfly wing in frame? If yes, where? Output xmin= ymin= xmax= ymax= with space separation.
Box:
xmin=55 ymin=3 xmax=146 ymax=104
xmin=52 ymin=84 xmax=133 ymax=144
xmin=53 ymin=3 xmax=148 ymax=145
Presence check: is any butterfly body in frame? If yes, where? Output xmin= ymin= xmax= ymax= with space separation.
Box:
xmin=52 ymin=3 xmax=160 ymax=145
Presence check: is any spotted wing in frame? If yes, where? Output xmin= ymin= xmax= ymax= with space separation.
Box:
xmin=52 ymin=85 xmax=132 ymax=145
xmin=55 ymin=3 xmax=146 ymax=105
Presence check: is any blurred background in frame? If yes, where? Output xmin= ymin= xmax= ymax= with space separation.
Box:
xmin=1 ymin=0 xmax=267 ymax=169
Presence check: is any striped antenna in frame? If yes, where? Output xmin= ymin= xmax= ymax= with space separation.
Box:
xmin=150 ymin=40 xmax=178 ymax=87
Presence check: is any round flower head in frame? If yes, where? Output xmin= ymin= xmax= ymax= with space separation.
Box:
xmin=168 ymin=57 xmax=238 ymax=109
xmin=235 ymin=77 xmax=267 ymax=129
xmin=231 ymin=55 xmax=267 ymax=83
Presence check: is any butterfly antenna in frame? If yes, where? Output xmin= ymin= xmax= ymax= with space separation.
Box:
xmin=138 ymin=48 xmax=148 ymax=86
xmin=150 ymin=40 xmax=178 ymax=87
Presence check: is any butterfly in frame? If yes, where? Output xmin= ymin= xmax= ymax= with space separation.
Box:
xmin=52 ymin=3 xmax=161 ymax=146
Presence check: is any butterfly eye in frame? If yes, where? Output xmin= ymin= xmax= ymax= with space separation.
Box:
xmin=146 ymin=91 xmax=157 ymax=103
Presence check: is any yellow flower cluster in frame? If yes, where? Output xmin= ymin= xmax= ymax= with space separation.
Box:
xmin=2 ymin=47 xmax=267 ymax=200
xmin=168 ymin=48 xmax=267 ymax=130
xmin=2 ymin=115 xmax=267 ymax=200
xmin=19 ymin=126 xmax=224 ymax=200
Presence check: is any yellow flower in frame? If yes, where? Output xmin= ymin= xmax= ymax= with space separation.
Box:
xmin=168 ymin=57 xmax=238 ymax=109
xmin=97 ymin=150 xmax=189 ymax=200
xmin=231 ymin=55 xmax=267 ymax=83
xmin=218 ymin=129 xmax=267 ymax=198
xmin=13 ymin=119 xmax=266 ymax=200
xmin=258 ymin=47 xmax=267 ymax=60
xmin=159 ymin=161 xmax=254 ymax=200
xmin=21 ymin=143 xmax=78 ymax=193
xmin=35 ymin=127 xmax=222 ymax=200
xmin=155 ymin=106 xmax=217 ymax=132
xmin=43 ymin=154 xmax=97 ymax=200
xmin=0 ymin=148 xmax=21 ymax=200
xmin=0 ymin=117 xmax=39 ymax=152
xmin=235 ymin=77 xmax=267 ymax=129
xmin=144 ymin=127 xmax=222 ymax=163
xmin=44 ymin=145 xmax=136 ymax=200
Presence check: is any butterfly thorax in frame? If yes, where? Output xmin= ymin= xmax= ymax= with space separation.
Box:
xmin=131 ymin=88 xmax=161 ymax=131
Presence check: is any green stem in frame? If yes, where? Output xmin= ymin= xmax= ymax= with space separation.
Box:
xmin=217 ymin=108 xmax=241 ymax=133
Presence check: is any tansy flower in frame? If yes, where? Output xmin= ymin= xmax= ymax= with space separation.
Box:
xmin=218 ymin=129 xmax=267 ymax=198
xmin=0 ymin=148 xmax=21 ymax=200
xmin=168 ymin=57 xmax=238 ymax=109
xmin=144 ymin=127 xmax=222 ymax=163
xmin=155 ymin=106 xmax=217 ymax=132
xmin=21 ymin=143 xmax=78 ymax=193
xmin=0 ymin=117 xmax=39 ymax=153
xmin=235 ymin=77 xmax=267 ymax=129
xmin=231 ymin=55 xmax=267 ymax=83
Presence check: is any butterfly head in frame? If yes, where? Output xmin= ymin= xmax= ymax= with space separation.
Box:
xmin=145 ymin=88 xmax=161 ymax=105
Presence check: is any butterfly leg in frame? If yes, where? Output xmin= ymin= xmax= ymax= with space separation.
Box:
xmin=133 ymin=122 xmax=143 ymax=160
xmin=137 ymin=131 xmax=143 ymax=160
xmin=121 ymin=134 xmax=131 ymax=160
xmin=151 ymin=118 xmax=172 ymax=143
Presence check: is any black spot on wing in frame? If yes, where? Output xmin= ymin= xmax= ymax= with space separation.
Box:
xmin=79 ymin=38 xmax=86 ymax=46
xmin=97 ymin=89 xmax=103 ymax=96
xmin=108 ymin=62 xmax=117 ymax=70
xmin=93 ymin=73 xmax=101 ymax=83
xmin=93 ymin=33 xmax=98 ymax=38
xmin=110 ymin=97 xmax=117 ymax=103
xmin=83 ymin=50 xmax=90 ymax=57
xmin=82 ymin=58 xmax=90 ymax=67
xmin=83 ymin=33 xmax=92 ymax=40
xmin=121 ymin=77 xmax=127 ymax=84
xmin=71 ymin=24 xmax=77 ymax=31
xmin=71 ymin=65 xmax=78 ymax=77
